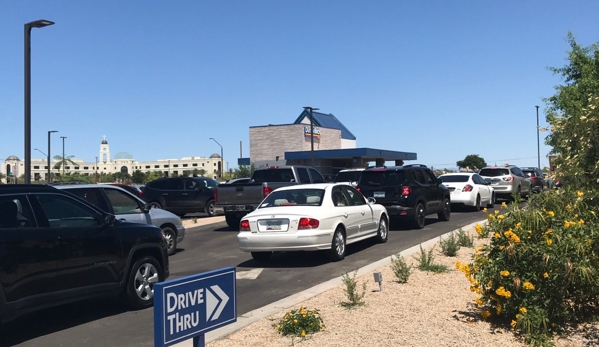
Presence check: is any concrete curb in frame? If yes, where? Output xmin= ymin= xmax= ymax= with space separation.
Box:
xmin=173 ymin=219 xmax=486 ymax=346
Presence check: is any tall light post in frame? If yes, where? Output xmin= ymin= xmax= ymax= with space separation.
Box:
xmin=60 ymin=136 xmax=66 ymax=178
xmin=209 ymin=138 xmax=223 ymax=179
xmin=95 ymin=156 xmax=98 ymax=184
xmin=47 ymin=130 xmax=57 ymax=182
xmin=536 ymin=105 xmax=541 ymax=169
xmin=303 ymin=106 xmax=319 ymax=167
xmin=24 ymin=19 xmax=54 ymax=184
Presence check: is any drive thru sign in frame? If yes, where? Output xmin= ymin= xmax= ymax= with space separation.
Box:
xmin=154 ymin=267 xmax=237 ymax=347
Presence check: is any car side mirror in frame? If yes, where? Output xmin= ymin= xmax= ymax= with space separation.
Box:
xmin=142 ymin=203 xmax=151 ymax=213
xmin=367 ymin=197 xmax=376 ymax=204
xmin=103 ymin=214 xmax=116 ymax=226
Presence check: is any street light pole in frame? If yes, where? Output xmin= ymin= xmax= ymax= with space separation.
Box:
xmin=303 ymin=106 xmax=319 ymax=167
xmin=47 ymin=130 xmax=57 ymax=182
xmin=536 ymin=105 xmax=540 ymax=169
xmin=209 ymin=138 xmax=223 ymax=179
xmin=24 ymin=19 xmax=54 ymax=184
xmin=95 ymin=156 xmax=98 ymax=184
xmin=60 ymin=136 xmax=66 ymax=178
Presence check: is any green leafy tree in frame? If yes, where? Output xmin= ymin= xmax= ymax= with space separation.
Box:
xmin=145 ymin=170 xmax=164 ymax=182
xmin=53 ymin=154 xmax=78 ymax=177
xmin=544 ymin=33 xmax=599 ymax=190
xmin=131 ymin=170 xmax=146 ymax=184
xmin=113 ymin=172 xmax=132 ymax=184
xmin=0 ymin=172 xmax=5 ymax=184
xmin=456 ymin=154 xmax=487 ymax=171
xmin=195 ymin=168 xmax=206 ymax=177
xmin=98 ymin=172 xmax=115 ymax=183
xmin=233 ymin=165 xmax=252 ymax=178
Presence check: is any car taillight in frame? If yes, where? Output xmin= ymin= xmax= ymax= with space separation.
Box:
xmin=263 ymin=185 xmax=273 ymax=198
xmin=214 ymin=188 xmax=218 ymax=202
xmin=240 ymin=220 xmax=251 ymax=231
xmin=531 ymin=177 xmax=538 ymax=181
xmin=462 ymin=185 xmax=473 ymax=192
xmin=502 ymin=176 xmax=514 ymax=182
xmin=139 ymin=190 xmax=144 ymax=197
xmin=356 ymin=187 xmax=361 ymax=192
xmin=298 ymin=218 xmax=319 ymax=229
xmin=401 ymin=186 xmax=411 ymax=196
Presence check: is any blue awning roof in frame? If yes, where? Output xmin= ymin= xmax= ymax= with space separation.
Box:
xmin=285 ymin=148 xmax=417 ymax=161
xmin=293 ymin=110 xmax=356 ymax=140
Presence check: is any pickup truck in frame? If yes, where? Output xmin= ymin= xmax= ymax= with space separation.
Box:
xmin=215 ymin=165 xmax=326 ymax=228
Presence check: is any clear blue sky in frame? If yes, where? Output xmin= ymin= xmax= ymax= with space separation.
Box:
xmin=2 ymin=1 xmax=598 ymax=170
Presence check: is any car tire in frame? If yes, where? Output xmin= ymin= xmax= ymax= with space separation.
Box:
xmin=487 ymin=193 xmax=495 ymax=208
xmin=437 ymin=198 xmax=450 ymax=222
xmin=205 ymin=200 xmax=215 ymax=217
xmin=162 ymin=226 xmax=177 ymax=256
xmin=473 ymin=194 xmax=481 ymax=211
xmin=251 ymin=252 xmax=272 ymax=262
xmin=225 ymin=215 xmax=240 ymax=229
xmin=148 ymin=202 xmax=162 ymax=209
xmin=412 ymin=203 xmax=426 ymax=229
xmin=327 ymin=226 xmax=346 ymax=261
xmin=125 ymin=256 xmax=163 ymax=310
xmin=374 ymin=216 xmax=388 ymax=244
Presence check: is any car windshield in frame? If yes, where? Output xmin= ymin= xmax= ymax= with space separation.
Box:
xmin=359 ymin=170 xmax=406 ymax=186
xmin=251 ymin=168 xmax=295 ymax=183
xmin=478 ymin=168 xmax=510 ymax=177
xmin=439 ymin=175 xmax=469 ymax=183
xmin=335 ymin=171 xmax=362 ymax=182
xmin=259 ymin=189 xmax=324 ymax=208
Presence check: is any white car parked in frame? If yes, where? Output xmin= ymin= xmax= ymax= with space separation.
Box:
xmin=56 ymin=184 xmax=185 ymax=255
xmin=438 ymin=173 xmax=495 ymax=210
xmin=237 ymin=183 xmax=389 ymax=262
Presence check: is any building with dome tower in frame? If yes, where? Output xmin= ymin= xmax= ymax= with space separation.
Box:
xmin=1 ymin=136 xmax=225 ymax=183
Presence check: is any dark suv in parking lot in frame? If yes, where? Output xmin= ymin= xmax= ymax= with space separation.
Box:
xmin=0 ymin=185 xmax=169 ymax=323
xmin=521 ymin=167 xmax=547 ymax=193
xmin=140 ymin=176 xmax=219 ymax=217
xmin=356 ymin=164 xmax=451 ymax=229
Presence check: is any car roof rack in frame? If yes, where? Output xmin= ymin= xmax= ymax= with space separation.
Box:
xmin=403 ymin=164 xmax=428 ymax=168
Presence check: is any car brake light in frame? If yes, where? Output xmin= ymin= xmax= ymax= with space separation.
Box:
xmin=263 ymin=184 xmax=273 ymax=198
xmin=373 ymin=168 xmax=386 ymax=172
xmin=214 ymin=188 xmax=218 ymax=202
xmin=268 ymin=166 xmax=279 ymax=169
xmin=531 ymin=177 xmax=538 ymax=181
xmin=401 ymin=186 xmax=410 ymax=196
xmin=298 ymin=218 xmax=319 ymax=229
xmin=139 ymin=190 xmax=144 ymax=197
xmin=356 ymin=187 xmax=361 ymax=192
xmin=502 ymin=176 xmax=514 ymax=182
xmin=240 ymin=220 xmax=251 ymax=231
xmin=462 ymin=185 xmax=473 ymax=192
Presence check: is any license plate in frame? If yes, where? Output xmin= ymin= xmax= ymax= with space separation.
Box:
xmin=235 ymin=205 xmax=246 ymax=211
xmin=373 ymin=191 xmax=385 ymax=198
xmin=265 ymin=221 xmax=282 ymax=231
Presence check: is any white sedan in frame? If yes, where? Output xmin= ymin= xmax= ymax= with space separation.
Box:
xmin=237 ymin=183 xmax=389 ymax=262
xmin=439 ymin=173 xmax=495 ymax=210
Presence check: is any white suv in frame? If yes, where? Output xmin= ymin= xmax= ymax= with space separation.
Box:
xmin=478 ymin=165 xmax=532 ymax=200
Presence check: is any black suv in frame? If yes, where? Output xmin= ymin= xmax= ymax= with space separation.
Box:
xmin=356 ymin=164 xmax=451 ymax=229
xmin=0 ymin=185 xmax=169 ymax=323
xmin=521 ymin=167 xmax=547 ymax=193
xmin=140 ymin=176 xmax=218 ymax=217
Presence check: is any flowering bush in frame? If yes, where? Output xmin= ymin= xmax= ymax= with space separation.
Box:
xmin=458 ymin=188 xmax=599 ymax=345
xmin=273 ymin=306 xmax=325 ymax=341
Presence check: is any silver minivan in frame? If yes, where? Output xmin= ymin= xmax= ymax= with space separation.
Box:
xmin=478 ymin=165 xmax=532 ymax=200
xmin=57 ymin=184 xmax=185 ymax=255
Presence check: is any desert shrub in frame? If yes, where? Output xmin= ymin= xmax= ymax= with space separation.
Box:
xmin=274 ymin=306 xmax=325 ymax=342
xmin=390 ymin=253 xmax=412 ymax=283
xmin=458 ymin=188 xmax=599 ymax=346
xmin=440 ymin=234 xmax=460 ymax=256
xmin=456 ymin=228 xmax=474 ymax=247
xmin=341 ymin=271 xmax=367 ymax=308
xmin=414 ymin=245 xmax=447 ymax=273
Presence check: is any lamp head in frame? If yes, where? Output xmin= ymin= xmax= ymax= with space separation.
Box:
xmin=27 ymin=20 xmax=54 ymax=28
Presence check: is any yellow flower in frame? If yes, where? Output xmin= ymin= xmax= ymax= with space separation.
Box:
xmin=591 ymin=211 xmax=596 ymax=216
xmin=544 ymin=229 xmax=552 ymax=235
xmin=515 ymin=222 xmax=522 ymax=229
xmin=498 ymin=214 xmax=505 ymax=220
xmin=499 ymin=245 xmax=505 ymax=250
xmin=578 ymin=219 xmax=585 ymax=226
xmin=547 ymin=211 xmax=555 ymax=217
xmin=495 ymin=209 xmax=500 ymax=215
xmin=494 ymin=232 xmax=501 ymax=239
xmin=519 ymin=307 xmax=527 ymax=313
xmin=483 ymin=207 xmax=487 ymax=213
xmin=285 ymin=313 xmax=291 ymax=319
xmin=276 ymin=325 xmax=281 ymax=330
xmin=488 ymin=214 xmax=495 ymax=220
xmin=481 ymin=310 xmax=491 ymax=319
xmin=475 ymin=298 xmax=484 ymax=306
xmin=501 ymin=202 xmax=507 ymax=208
xmin=496 ymin=304 xmax=502 ymax=315
xmin=500 ymin=270 xmax=510 ymax=277
xmin=475 ymin=224 xmax=483 ymax=235
xmin=523 ymin=281 xmax=535 ymax=290
xmin=543 ymin=272 xmax=549 ymax=278
xmin=455 ymin=261 xmax=461 ymax=269
xmin=511 ymin=320 xmax=517 ymax=329
xmin=566 ymin=205 xmax=572 ymax=211
xmin=547 ymin=239 xmax=553 ymax=246
xmin=321 ymin=325 xmax=326 ymax=330
xmin=577 ymin=190 xmax=584 ymax=197
xmin=301 ymin=330 xmax=306 ymax=337
xmin=294 ymin=319 xmax=298 ymax=324
xmin=589 ymin=240 xmax=593 ymax=245
xmin=516 ymin=313 xmax=522 ymax=320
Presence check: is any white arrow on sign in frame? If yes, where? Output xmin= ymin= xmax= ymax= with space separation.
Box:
xmin=206 ymin=285 xmax=230 ymax=322
xmin=236 ymin=268 xmax=263 ymax=280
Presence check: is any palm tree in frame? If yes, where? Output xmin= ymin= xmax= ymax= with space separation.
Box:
xmin=53 ymin=155 xmax=78 ymax=179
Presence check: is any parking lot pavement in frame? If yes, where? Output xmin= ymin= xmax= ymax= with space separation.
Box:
xmin=181 ymin=215 xmax=225 ymax=229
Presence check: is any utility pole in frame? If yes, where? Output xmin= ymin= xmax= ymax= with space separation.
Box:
xmin=303 ymin=106 xmax=319 ymax=167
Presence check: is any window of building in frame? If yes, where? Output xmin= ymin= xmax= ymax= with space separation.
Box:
xmin=183 ymin=164 xmax=188 ymax=167
xmin=164 ymin=165 xmax=169 ymax=168
xmin=173 ymin=164 xmax=179 ymax=168
xmin=154 ymin=165 xmax=159 ymax=168
xmin=192 ymin=163 xmax=197 ymax=167
xmin=66 ymin=166 xmax=70 ymax=170
xmin=146 ymin=165 xmax=151 ymax=169
xmin=75 ymin=167 xmax=80 ymax=170
xmin=34 ymin=166 xmax=39 ymax=169
xmin=84 ymin=166 xmax=89 ymax=170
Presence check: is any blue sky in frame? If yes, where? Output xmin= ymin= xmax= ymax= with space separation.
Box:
xmin=1 ymin=1 xmax=598 ymax=170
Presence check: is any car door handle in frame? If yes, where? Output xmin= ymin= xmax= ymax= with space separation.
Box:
xmin=162 ymin=193 xmax=168 ymax=196
xmin=182 ymin=193 xmax=188 ymax=196
xmin=361 ymin=210 xmax=365 ymax=215
xmin=343 ymin=213 xmax=348 ymax=218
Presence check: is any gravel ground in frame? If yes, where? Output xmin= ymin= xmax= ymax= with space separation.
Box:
xmin=206 ymin=233 xmax=599 ymax=347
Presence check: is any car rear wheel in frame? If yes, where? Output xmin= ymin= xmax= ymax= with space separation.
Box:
xmin=437 ymin=198 xmax=451 ymax=221
xmin=251 ymin=252 xmax=272 ymax=262
xmin=412 ymin=203 xmax=426 ymax=229
xmin=472 ymin=195 xmax=481 ymax=211
xmin=225 ymin=215 xmax=240 ymax=229
xmin=374 ymin=216 xmax=388 ymax=243
xmin=205 ymin=200 xmax=215 ymax=217
xmin=125 ymin=256 xmax=163 ymax=310
xmin=162 ymin=226 xmax=177 ymax=256
xmin=327 ymin=226 xmax=346 ymax=261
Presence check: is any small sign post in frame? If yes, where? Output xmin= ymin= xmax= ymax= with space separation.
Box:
xmin=154 ymin=267 xmax=237 ymax=347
